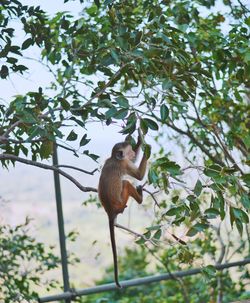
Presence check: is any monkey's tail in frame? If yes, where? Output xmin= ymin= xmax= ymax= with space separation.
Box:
xmin=109 ymin=218 xmax=122 ymax=288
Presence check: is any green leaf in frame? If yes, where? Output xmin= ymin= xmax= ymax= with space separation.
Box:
xmin=59 ymin=98 xmax=70 ymax=111
xmin=80 ymin=134 xmax=90 ymax=147
xmin=94 ymin=0 xmax=100 ymax=8
xmin=142 ymin=118 xmax=158 ymax=131
xmin=114 ymin=109 xmax=128 ymax=120
xmin=140 ymin=118 xmax=148 ymax=135
xmin=186 ymin=223 xmax=209 ymax=237
xmin=67 ymin=130 xmax=78 ymax=141
xmin=116 ymin=96 xmax=129 ymax=108
xmin=153 ymin=229 xmax=162 ymax=240
xmin=162 ymin=80 xmax=173 ymax=90
xmin=21 ymin=38 xmax=33 ymax=50
xmin=143 ymin=144 xmax=151 ymax=159
xmin=204 ymin=208 xmax=220 ymax=219
xmin=165 ymin=206 xmax=182 ymax=216
xmin=146 ymin=225 xmax=161 ymax=231
xmin=194 ymin=180 xmax=203 ymax=196
xmin=160 ymin=104 xmax=169 ymax=122
xmin=242 ymin=174 xmax=250 ymax=187
xmin=135 ymin=31 xmax=143 ymax=45
xmin=186 ymin=227 xmax=198 ymax=237
xmin=83 ymin=150 xmax=99 ymax=162
xmin=236 ymin=219 xmax=243 ymax=235
xmin=241 ymin=194 xmax=250 ymax=210
xmin=204 ymin=165 xmax=221 ymax=178
xmin=148 ymin=168 xmax=158 ymax=185
xmin=40 ymin=141 xmax=53 ymax=159
xmin=105 ymin=107 xmax=117 ymax=119
xmin=232 ymin=207 xmax=249 ymax=223
xmin=202 ymin=265 xmax=217 ymax=278
xmin=0 ymin=65 xmax=9 ymax=79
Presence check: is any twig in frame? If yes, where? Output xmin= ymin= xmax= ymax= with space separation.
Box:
xmin=55 ymin=164 xmax=98 ymax=175
xmin=115 ymin=223 xmax=158 ymax=246
xmin=0 ymin=153 xmax=97 ymax=193
xmin=143 ymin=188 xmax=160 ymax=208
xmin=3 ymin=121 xmax=22 ymax=137
xmin=71 ymin=62 xmax=131 ymax=111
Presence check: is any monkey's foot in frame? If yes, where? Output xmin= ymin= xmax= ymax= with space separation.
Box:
xmin=136 ymin=185 xmax=143 ymax=197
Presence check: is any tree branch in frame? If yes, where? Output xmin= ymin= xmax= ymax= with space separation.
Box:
xmin=55 ymin=164 xmax=98 ymax=175
xmin=115 ymin=223 xmax=158 ymax=246
xmin=0 ymin=153 xmax=97 ymax=193
xmin=71 ymin=62 xmax=131 ymax=111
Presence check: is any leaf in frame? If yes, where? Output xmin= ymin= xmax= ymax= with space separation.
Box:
xmin=162 ymin=80 xmax=173 ymax=90
xmin=202 ymin=265 xmax=217 ymax=278
xmin=194 ymin=180 xmax=203 ymax=196
xmin=94 ymin=0 xmax=100 ymax=8
xmin=146 ymin=225 xmax=161 ymax=231
xmin=140 ymin=118 xmax=148 ymax=135
xmin=21 ymin=38 xmax=33 ymax=50
xmin=165 ymin=206 xmax=182 ymax=216
xmin=148 ymin=168 xmax=158 ymax=185
xmin=116 ymin=96 xmax=129 ymax=108
xmin=80 ymin=134 xmax=90 ymax=147
xmin=242 ymin=174 xmax=250 ymax=187
xmin=204 ymin=165 xmax=221 ymax=178
xmin=153 ymin=229 xmax=162 ymax=240
xmin=160 ymin=104 xmax=169 ymax=122
xmin=204 ymin=208 xmax=220 ymax=219
xmin=241 ymin=194 xmax=250 ymax=210
xmin=105 ymin=107 xmax=117 ymax=119
xmin=114 ymin=109 xmax=128 ymax=120
xmin=0 ymin=65 xmax=9 ymax=79
xmin=232 ymin=207 xmax=249 ymax=223
xmin=236 ymin=219 xmax=243 ymax=235
xmin=186 ymin=223 xmax=209 ymax=237
xmin=143 ymin=144 xmax=151 ymax=159
xmin=83 ymin=150 xmax=99 ymax=161
xmin=135 ymin=237 xmax=146 ymax=245
xmin=40 ymin=141 xmax=53 ymax=159
xmin=186 ymin=227 xmax=198 ymax=237
xmin=67 ymin=130 xmax=78 ymax=141
xmin=142 ymin=118 xmax=158 ymax=131
xmin=135 ymin=31 xmax=143 ymax=45
xmin=59 ymin=98 xmax=70 ymax=111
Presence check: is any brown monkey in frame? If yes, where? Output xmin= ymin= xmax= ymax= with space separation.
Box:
xmin=98 ymin=138 xmax=148 ymax=288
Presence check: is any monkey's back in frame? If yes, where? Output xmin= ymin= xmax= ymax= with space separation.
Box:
xmin=98 ymin=158 xmax=126 ymax=216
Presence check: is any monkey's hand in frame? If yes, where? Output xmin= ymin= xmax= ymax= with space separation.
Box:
xmin=125 ymin=134 xmax=132 ymax=143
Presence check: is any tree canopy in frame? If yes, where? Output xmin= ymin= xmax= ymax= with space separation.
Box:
xmin=0 ymin=0 xmax=250 ymax=302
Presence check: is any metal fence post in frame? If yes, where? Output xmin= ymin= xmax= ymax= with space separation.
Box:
xmin=52 ymin=143 xmax=71 ymax=303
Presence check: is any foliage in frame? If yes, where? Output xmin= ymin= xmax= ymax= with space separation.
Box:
xmin=80 ymin=234 xmax=250 ymax=303
xmin=0 ymin=0 xmax=250 ymax=301
xmin=0 ymin=218 xmax=60 ymax=303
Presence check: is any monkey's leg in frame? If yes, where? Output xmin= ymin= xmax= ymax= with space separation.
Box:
xmin=121 ymin=180 xmax=143 ymax=205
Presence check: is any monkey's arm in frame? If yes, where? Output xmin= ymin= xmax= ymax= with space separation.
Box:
xmin=126 ymin=152 xmax=147 ymax=181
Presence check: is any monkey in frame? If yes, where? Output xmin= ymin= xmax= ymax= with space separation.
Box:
xmin=98 ymin=135 xmax=149 ymax=288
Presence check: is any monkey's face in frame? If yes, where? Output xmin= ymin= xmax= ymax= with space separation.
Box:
xmin=124 ymin=145 xmax=135 ymax=161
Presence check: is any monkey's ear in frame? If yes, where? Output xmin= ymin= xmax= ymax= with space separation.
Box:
xmin=115 ymin=150 xmax=124 ymax=160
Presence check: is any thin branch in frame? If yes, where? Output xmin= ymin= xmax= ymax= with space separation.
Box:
xmin=212 ymin=126 xmax=244 ymax=174
xmin=0 ymin=153 xmax=97 ymax=193
xmin=115 ymin=223 xmax=158 ymax=246
xmin=143 ymin=188 xmax=160 ymax=208
xmin=3 ymin=120 xmax=22 ymax=137
xmin=55 ymin=164 xmax=98 ymax=175
xmin=71 ymin=62 xmax=133 ymax=111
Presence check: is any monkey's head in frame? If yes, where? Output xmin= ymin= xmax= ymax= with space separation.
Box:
xmin=111 ymin=142 xmax=135 ymax=161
